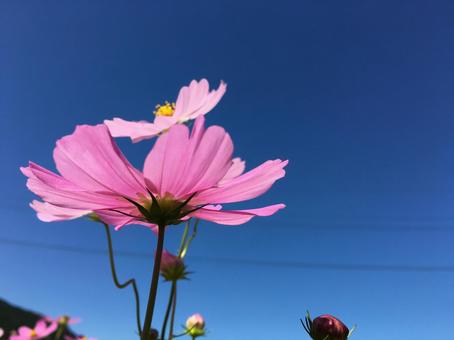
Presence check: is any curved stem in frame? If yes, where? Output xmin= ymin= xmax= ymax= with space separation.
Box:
xmin=168 ymin=282 xmax=178 ymax=340
xmin=103 ymin=223 xmax=142 ymax=335
xmin=142 ymin=224 xmax=166 ymax=340
xmin=160 ymin=281 xmax=176 ymax=340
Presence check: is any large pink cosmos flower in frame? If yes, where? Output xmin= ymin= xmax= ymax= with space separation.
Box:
xmin=22 ymin=117 xmax=287 ymax=230
xmin=104 ymin=79 xmax=226 ymax=142
xmin=10 ymin=319 xmax=58 ymax=340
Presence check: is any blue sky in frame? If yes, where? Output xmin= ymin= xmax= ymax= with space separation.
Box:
xmin=1 ymin=0 xmax=454 ymax=339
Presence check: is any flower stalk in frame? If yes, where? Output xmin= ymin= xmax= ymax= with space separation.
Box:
xmin=160 ymin=281 xmax=176 ymax=340
xmin=168 ymin=282 xmax=177 ymax=340
xmin=142 ymin=224 xmax=166 ymax=340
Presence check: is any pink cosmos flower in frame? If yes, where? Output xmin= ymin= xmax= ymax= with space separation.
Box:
xmin=22 ymin=117 xmax=287 ymax=230
xmin=10 ymin=319 xmax=58 ymax=340
xmin=45 ymin=315 xmax=81 ymax=325
xmin=104 ymin=79 xmax=226 ymax=142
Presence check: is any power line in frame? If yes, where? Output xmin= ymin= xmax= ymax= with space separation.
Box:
xmin=1 ymin=238 xmax=453 ymax=273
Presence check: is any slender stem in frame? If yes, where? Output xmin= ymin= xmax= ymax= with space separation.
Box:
xmin=160 ymin=281 xmax=176 ymax=340
xmin=54 ymin=324 xmax=64 ymax=340
xmin=168 ymin=283 xmax=178 ymax=340
xmin=142 ymin=224 xmax=166 ymax=340
xmin=180 ymin=219 xmax=199 ymax=259
xmin=177 ymin=221 xmax=190 ymax=257
xmin=103 ymin=223 xmax=142 ymax=335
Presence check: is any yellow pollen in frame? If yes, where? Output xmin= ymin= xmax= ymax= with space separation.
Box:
xmin=30 ymin=329 xmax=37 ymax=337
xmin=154 ymin=101 xmax=175 ymax=117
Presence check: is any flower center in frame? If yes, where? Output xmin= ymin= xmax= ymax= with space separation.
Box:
xmin=154 ymin=101 xmax=175 ymax=117
xmin=30 ymin=329 xmax=37 ymax=337
xmin=59 ymin=316 xmax=69 ymax=324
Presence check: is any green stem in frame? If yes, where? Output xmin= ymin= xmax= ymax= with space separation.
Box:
xmin=168 ymin=283 xmax=178 ymax=340
xmin=160 ymin=281 xmax=176 ymax=340
xmin=54 ymin=324 xmax=64 ymax=340
xmin=103 ymin=223 xmax=142 ymax=335
xmin=180 ymin=219 xmax=199 ymax=259
xmin=141 ymin=224 xmax=166 ymax=340
xmin=177 ymin=221 xmax=190 ymax=257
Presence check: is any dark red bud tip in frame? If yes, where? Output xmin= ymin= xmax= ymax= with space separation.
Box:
xmin=311 ymin=314 xmax=349 ymax=340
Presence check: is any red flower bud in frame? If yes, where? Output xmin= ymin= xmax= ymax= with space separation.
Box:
xmin=309 ymin=314 xmax=349 ymax=340
xmin=302 ymin=313 xmax=351 ymax=340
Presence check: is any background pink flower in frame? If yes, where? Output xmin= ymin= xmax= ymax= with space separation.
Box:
xmin=9 ymin=319 xmax=57 ymax=340
xmin=105 ymin=79 xmax=226 ymax=142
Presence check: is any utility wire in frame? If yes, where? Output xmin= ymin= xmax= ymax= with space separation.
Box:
xmin=0 ymin=238 xmax=453 ymax=273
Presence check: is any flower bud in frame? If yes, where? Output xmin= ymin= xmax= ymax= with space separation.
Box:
xmin=308 ymin=314 xmax=349 ymax=340
xmin=185 ymin=313 xmax=206 ymax=337
xmin=159 ymin=250 xmax=188 ymax=281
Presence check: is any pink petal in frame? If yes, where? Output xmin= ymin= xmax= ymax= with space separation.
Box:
xmin=190 ymin=204 xmax=285 ymax=225
xmin=95 ymin=209 xmax=157 ymax=232
xmin=194 ymin=160 xmax=288 ymax=204
xmin=174 ymin=79 xmax=226 ymax=121
xmin=41 ymin=321 xmax=58 ymax=337
xmin=9 ymin=336 xmax=24 ymax=340
xmin=143 ymin=117 xmax=233 ymax=198
xmin=17 ymin=326 xmax=32 ymax=336
xmin=180 ymin=127 xmax=233 ymax=194
xmin=30 ymin=200 xmax=90 ymax=222
xmin=53 ymin=124 xmax=146 ymax=197
xmin=22 ymin=163 xmax=126 ymax=210
xmin=34 ymin=320 xmax=47 ymax=333
xmin=94 ymin=209 xmax=137 ymax=230
xmin=218 ymin=157 xmax=246 ymax=184
xmin=104 ymin=118 xmax=162 ymax=142
xmin=143 ymin=124 xmax=189 ymax=197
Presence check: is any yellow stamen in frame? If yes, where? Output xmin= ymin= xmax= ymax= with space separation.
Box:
xmin=153 ymin=101 xmax=175 ymax=117
xmin=30 ymin=329 xmax=37 ymax=337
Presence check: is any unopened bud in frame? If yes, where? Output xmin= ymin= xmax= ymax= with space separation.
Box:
xmin=305 ymin=314 xmax=350 ymax=340
xmin=185 ymin=313 xmax=205 ymax=337
xmin=159 ymin=250 xmax=188 ymax=281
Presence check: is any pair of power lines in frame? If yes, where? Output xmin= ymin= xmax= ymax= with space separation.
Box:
xmin=1 ymin=238 xmax=453 ymax=273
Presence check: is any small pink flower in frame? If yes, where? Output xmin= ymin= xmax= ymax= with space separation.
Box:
xmin=159 ymin=250 xmax=187 ymax=281
xmin=0 ymin=328 xmax=4 ymax=337
xmin=45 ymin=315 xmax=80 ymax=325
xmin=9 ymin=319 xmax=58 ymax=340
xmin=22 ymin=117 xmax=287 ymax=229
xmin=185 ymin=314 xmax=205 ymax=337
xmin=105 ymin=79 xmax=226 ymax=142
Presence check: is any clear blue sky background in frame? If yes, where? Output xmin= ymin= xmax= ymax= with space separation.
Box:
xmin=1 ymin=1 xmax=454 ymax=339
